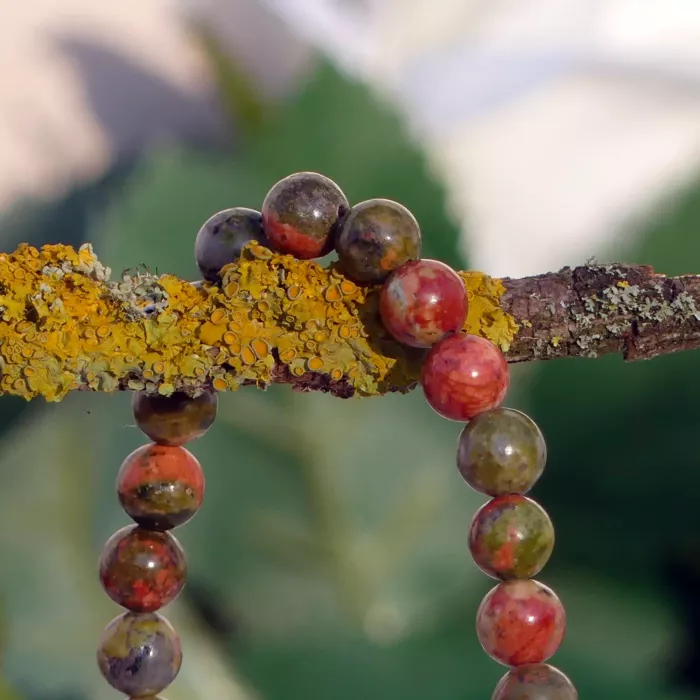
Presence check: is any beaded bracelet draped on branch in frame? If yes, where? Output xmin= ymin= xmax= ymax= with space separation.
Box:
xmin=0 ymin=242 xmax=697 ymax=402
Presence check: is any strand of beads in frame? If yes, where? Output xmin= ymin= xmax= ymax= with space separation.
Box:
xmin=149 ymin=170 xmax=576 ymax=699
xmin=96 ymin=390 xmax=216 ymax=699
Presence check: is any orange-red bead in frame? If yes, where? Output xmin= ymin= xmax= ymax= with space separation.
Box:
xmin=421 ymin=332 xmax=509 ymax=421
xmin=476 ymin=580 xmax=566 ymax=666
xmin=117 ymin=443 xmax=204 ymax=530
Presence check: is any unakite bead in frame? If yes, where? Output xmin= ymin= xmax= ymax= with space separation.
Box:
xmin=335 ymin=198 xmax=421 ymax=284
xmin=492 ymin=664 xmax=578 ymax=700
xmin=421 ymin=333 xmax=509 ymax=421
xmin=476 ymin=580 xmax=566 ymax=666
xmin=379 ymin=259 xmax=467 ymax=347
xmin=468 ymin=495 xmax=554 ymax=579
xmin=132 ymin=390 xmax=217 ymax=446
xmin=194 ymin=208 xmax=267 ymax=282
xmin=97 ymin=612 xmax=182 ymax=697
xmin=117 ymin=443 xmax=204 ymax=530
xmin=99 ymin=525 xmax=187 ymax=612
xmin=457 ymin=408 xmax=546 ymax=496
xmin=261 ymin=172 xmax=349 ymax=259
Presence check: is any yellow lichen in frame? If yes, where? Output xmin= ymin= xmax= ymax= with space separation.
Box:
xmin=0 ymin=243 xmax=518 ymax=402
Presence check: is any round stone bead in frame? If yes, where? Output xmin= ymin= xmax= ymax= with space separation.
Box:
xmin=132 ymin=390 xmax=217 ymax=446
xmin=261 ymin=172 xmax=349 ymax=259
xmin=469 ymin=495 xmax=554 ymax=580
xmin=117 ymin=443 xmax=204 ymax=530
xmin=379 ymin=259 xmax=467 ymax=347
xmin=492 ymin=664 xmax=578 ymax=700
xmin=457 ymin=408 xmax=546 ymax=496
xmin=476 ymin=580 xmax=566 ymax=666
xmin=194 ymin=207 xmax=267 ymax=282
xmin=335 ymin=198 xmax=421 ymax=284
xmin=99 ymin=525 xmax=187 ymax=612
xmin=97 ymin=612 xmax=182 ymax=697
xmin=421 ymin=333 xmax=509 ymax=421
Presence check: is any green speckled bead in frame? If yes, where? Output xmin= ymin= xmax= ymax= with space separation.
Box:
xmin=97 ymin=612 xmax=182 ymax=697
xmin=492 ymin=664 xmax=578 ymax=700
xmin=457 ymin=408 xmax=546 ymax=496
xmin=336 ymin=198 xmax=421 ymax=284
xmin=469 ymin=495 xmax=554 ymax=579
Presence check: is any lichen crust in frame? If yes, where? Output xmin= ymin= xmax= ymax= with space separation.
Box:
xmin=0 ymin=243 xmax=518 ymax=401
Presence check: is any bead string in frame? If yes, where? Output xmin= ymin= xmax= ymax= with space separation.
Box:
xmin=95 ymin=171 xmax=577 ymax=699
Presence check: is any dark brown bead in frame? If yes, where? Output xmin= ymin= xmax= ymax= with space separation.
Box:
xmin=132 ymin=390 xmax=217 ymax=446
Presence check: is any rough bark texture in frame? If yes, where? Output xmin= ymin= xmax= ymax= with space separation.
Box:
xmin=501 ymin=263 xmax=700 ymax=362
xmin=0 ymin=244 xmax=698 ymax=402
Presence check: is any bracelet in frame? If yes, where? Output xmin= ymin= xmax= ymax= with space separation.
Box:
xmin=95 ymin=171 xmax=577 ymax=700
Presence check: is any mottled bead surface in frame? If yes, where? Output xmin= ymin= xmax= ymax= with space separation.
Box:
xmin=132 ymin=390 xmax=217 ymax=446
xmin=492 ymin=664 xmax=578 ymax=700
xmin=97 ymin=612 xmax=182 ymax=696
xmin=469 ymin=495 xmax=554 ymax=579
xmin=194 ymin=207 xmax=267 ymax=282
xmin=335 ymin=198 xmax=421 ymax=284
xmin=421 ymin=333 xmax=509 ymax=421
xmin=457 ymin=408 xmax=546 ymax=496
xmin=261 ymin=172 xmax=349 ymax=259
xmin=379 ymin=259 xmax=467 ymax=347
xmin=99 ymin=525 xmax=187 ymax=612
xmin=117 ymin=443 xmax=204 ymax=530
xmin=477 ymin=580 xmax=566 ymax=666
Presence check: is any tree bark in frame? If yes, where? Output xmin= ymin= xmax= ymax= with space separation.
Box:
xmin=1 ymin=244 xmax=698 ymax=402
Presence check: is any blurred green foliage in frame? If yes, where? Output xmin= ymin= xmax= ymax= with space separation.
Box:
xmin=0 ymin=46 xmax=699 ymax=700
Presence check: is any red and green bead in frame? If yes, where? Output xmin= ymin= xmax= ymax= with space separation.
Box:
xmin=468 ymin=495 xmax=554 ymax=580
xmin=457 ymin=408 xmax=546 ymax=496
xmin=421 ymin=332 xmax=510 ymax=421
xmin=379 ymin=259 xmax=467 ymax=347
xmin=99 ymin=525 xmax=187 ymax=612
xmin=261 ymin=172 xmax=349 ymax=259
xmin=117 ymin=443 xmax=205 ymax=531
xmin=476 ymin=579 xmax=567 ymax=666
xmin=335 ymin=198 xmax=422 ymax=284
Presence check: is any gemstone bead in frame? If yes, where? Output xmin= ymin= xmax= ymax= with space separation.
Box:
xmin=97 ymin=612 xmax=182 ymax=697
xmin=492 ymin=664 xmax=578 ymax=700
xmin=132 ymin=390 xmax=217 ymax=446
xmin=421 ymin=333 xmax=509 ymax=421
xmin=476 ymin=580 xmax=566 ymax=666
xmin=194 ymin=207 xmax=267 ymax=282
xmin=261 ymin=172 xmax=349 ymax=259
xmin=117 ymin=443 xmax=204 ymax=530
xmin=379 ymin=259 xmax=467 ymax=347
xmin=457 ymin=408 xmax=546 ymax=496
xmin=469 ymin=495 xmax=554 ymax=580
xmin=99 ymin=525 xmax=187 ymax=612
xmin=335 ymin=198 xmax=421 ymax=284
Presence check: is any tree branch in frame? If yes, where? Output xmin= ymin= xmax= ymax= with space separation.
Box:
xmin=0 ymin=244 xmax=698 ymax=402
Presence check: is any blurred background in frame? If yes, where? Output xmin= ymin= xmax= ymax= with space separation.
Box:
xmin=0 ymin=1 xmax=700 ymax=699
